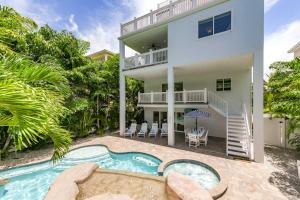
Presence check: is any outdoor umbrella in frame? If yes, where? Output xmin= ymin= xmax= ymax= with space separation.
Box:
xmin=184 ymin=110 xmax=210 ymax=130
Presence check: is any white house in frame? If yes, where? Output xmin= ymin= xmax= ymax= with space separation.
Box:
xmin=288 ymin=42 xmax=300 ymax=58
xmin=119 ymin=0 xmax=264 ymax=162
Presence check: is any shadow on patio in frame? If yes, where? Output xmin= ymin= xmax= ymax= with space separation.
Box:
xmin=111 ymin=132 xmax=228 ymax=159
xmin=265 ymin=146 xmax=300 ymax=199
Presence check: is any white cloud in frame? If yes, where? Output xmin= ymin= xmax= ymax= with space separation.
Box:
xmin=264 ymin=20 xmax=300 ymax=76
xmin=264 ymin=0 xmax=280 ymax=13
xmin=66 ymin=14 xmax=78 ymax=33
xmin=72 ymin=0 xmax=163 ymax=55
xmin=1 ymin=0 xmax=61 ymax=26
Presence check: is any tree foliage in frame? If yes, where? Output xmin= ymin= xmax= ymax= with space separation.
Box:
xmin=266 ymin=58 xmax=300 ymax=150
xmin=0 ymin=6 xmax=143 ymax=159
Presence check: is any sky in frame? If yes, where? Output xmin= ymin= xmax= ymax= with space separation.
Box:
xmin=1 ymin=0 xmax=300 ymax=77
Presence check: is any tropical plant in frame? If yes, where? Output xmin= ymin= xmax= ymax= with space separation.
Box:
xmin=0 ymin=56 xmax=72 ymax=160
xmin=0 ymin=5 xmax=37 ymax=55
xmin=266 ymin=58 xmax=300 ymax=151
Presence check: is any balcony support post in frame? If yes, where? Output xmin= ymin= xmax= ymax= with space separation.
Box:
xmin=168 ymin=66 xmax=175 ymax=146
xmin=119 ymin=40 xmax=126 ymax=136
xmin=183 ymin=89 xmax=187 ymax=103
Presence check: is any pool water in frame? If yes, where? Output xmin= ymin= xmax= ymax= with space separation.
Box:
xmin=0 ymin=146 xmax=161 ymax=200
xmin=163 ymin=162 xmax=220 ymax=190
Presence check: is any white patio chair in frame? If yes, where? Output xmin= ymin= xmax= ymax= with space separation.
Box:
xmin=137 ymin=123 xmax=148 ymax=137
xmin=188 ymin=133 xmax=200 ymax=148
xmin=184 ymin=128 xmax=191 ymax=143
xmin=199 ymin=130 xmax=209 ymax=146
xmin=149 ymin=123 xmax=159 ymax=138
xmin=160 ymin=123 xmax=168 ymax=137
xmin=124 ymin=123 xmax=137 ymax=138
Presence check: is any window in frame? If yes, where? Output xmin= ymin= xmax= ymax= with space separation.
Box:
xmin=162 ymin=82 xmax=183 ymax=92
xmin=198 ymin=18 xmax=213 ymax=38
xmin=214 ymin=12 xmax=231 ymax=34
xmin=216 ymin=78 xmax=231 ymax=91
xmin=198 ymin=11 xmax=231 ymax=39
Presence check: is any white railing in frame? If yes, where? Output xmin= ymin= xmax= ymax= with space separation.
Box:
xmin=124 ymin=48 xmax=168 ymax=69
xmin=138 ymin=89 xmax=207 ymax=104
xmin=121 ymin=0 xmax=220 ymax=35
xmin=207 ymin=90 xmax=228 ymax=116
xmin=243 ymin=103 xmax=252 ymax=158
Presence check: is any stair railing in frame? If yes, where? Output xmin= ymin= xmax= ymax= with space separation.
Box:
xmin=243 ymin=103 xmax=252 ymax=158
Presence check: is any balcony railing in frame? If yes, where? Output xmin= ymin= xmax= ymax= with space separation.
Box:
xmin=124 ymin=48 xmax=168 ymax=69
xmin=138 ymin=89 xmax=208 ymax=104
xmin=121 ymin=0 xmax=218 ymax=35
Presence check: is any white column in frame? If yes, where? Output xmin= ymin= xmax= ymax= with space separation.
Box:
xmin=119 ymin=40 xmax=126 ymax=136
xmin=168 ymin=66 xmax=175 ymax=146
xmin=253 ymin=51 xmax=264 ymax=163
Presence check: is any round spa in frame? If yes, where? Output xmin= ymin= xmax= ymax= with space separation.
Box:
xmin=163 ymin=160 xmax=220 ymax=190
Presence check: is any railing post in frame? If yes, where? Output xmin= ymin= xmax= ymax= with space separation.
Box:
xmin=169 ymin=1 xmax=174 ymax=17
xmin=150 ymin=10 xmax=154 ymax=25
xmin=166 ymin=90 xmax=168 ymax=102
xmin=204 ymin=88 xmax=208 ymax=103
xmin=138 ymin=92 xmax=141 ymax=103
xmin=134 ymin=17 xmax=137 ymax=31
xmin=149 ymin=49 xmax=153 ymax=64
xmin=183 ymin=89 xmax=187 ymax=103
xmin=134 ymin=54 xmax=139 ymax=67
xmin=151 ymin=91 xmax=154 ymax=103
xmin=192 ymin=0 xmax=197 ymax=8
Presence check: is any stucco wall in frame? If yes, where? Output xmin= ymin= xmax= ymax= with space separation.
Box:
xmin=168 ymin=0 xmax=263 ymax=67
xmin=144 ymin=69 xmax=251 ymax=115
xmin=144 ymin=107 xmax=226 ymax=138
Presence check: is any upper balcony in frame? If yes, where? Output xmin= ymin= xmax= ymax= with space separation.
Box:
xmin=121 ymin=0 xmax=221 ymax=36
xmin=124 ymin=48 xmax=168 ymax=70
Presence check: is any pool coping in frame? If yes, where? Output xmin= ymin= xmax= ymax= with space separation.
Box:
xmin=1 ymin=143 xmax=228 ymax=199
xmin=158 ymin=159 xmax=228 ymax=199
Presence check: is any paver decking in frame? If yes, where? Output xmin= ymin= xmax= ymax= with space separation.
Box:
xmin=1 ymin=135 xmax=295 ymax=199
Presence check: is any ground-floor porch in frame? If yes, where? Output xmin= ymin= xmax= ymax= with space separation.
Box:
xmin=114 ymin=131 xmax=227 ymax=158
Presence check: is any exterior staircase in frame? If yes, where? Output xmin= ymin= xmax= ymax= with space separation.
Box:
xmin=227 ymin=115 xmax=250 ymax=159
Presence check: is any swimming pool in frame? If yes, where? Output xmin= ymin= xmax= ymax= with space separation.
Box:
xmin=163 ymin=161 xmax=220 ymax=190
xmin=0 ymin=146 xmax=161 ymax=200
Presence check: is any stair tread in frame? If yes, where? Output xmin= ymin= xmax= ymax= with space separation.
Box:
xmin=228 ymin=145 xmax=247 ymax=151
xmin=228 ymin=141 xmax=244 ymax=147
xmin=228 ymin=150 xmax=248 ymax=157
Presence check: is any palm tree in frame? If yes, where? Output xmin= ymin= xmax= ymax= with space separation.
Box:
xmin=0 ymin=56 xmax=72 ymax=160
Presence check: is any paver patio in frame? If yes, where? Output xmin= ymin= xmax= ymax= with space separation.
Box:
xmin=1 ymin=135 xmax=299 ymax=200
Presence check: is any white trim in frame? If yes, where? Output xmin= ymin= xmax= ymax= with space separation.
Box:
xmin=138 ymin=104 xmax=209 ymax=108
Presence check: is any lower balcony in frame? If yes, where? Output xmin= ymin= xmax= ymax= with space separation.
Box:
xmin=138 ymin=89 xmax=208 ymax=104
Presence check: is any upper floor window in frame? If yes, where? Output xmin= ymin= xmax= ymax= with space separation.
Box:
xmin=198 ymin=11 xmax=231 ymax=39
xmin=216 ymin=78 xmax=231 ymax=91
xmin=198 ymin=18 xmax=213 ymax=38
